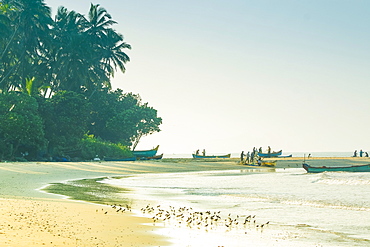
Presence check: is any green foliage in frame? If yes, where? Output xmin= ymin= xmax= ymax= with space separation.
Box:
xmin=40 ymin=91 xmax=91 ymax=156
xmin=0 ymin=92 xmax=45 ymax=160
xmin=0 ymin=0 xmax=53 ymax=94
xmin=79 ymin=135 xmax=133 ymax=160
xmin=88 ymin=89 xmax=162 ymax=147
xmin=0 ymin=1 xmax=130 ymax=96
xmin=0 ymin=2 xmax=161 ymax=160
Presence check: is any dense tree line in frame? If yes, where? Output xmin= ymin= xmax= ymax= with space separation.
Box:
xmin=0 ymin=0 xmax=162 ymax=161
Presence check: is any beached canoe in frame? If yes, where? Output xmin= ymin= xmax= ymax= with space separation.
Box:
xmin=261 ymin=160 xmax=277 ymax=167
xmin=246 ymin=160 xmax=277 ymax=167
xmin=302 ymin=163 xmax=370 ymax=173
xmin=139 ymin=153 xmax=163 ymax=160
xmin=104 ymin=157 xmax=137 ymax=161
xmin=133 ymin=145 xmax=159 ymax=157
xmin=192 ymin=154 xmax=231 ymax=159
xmin=258 ymin=150 xmax=282 ymax=157
xmin=277 ymin=154 xmax=292 ymax=158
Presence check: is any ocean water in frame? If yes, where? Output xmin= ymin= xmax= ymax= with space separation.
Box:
xmin=164 ymin=151 xmax=355 ymax=159
xmin=102 ymin=168 xmax=370 ymax=246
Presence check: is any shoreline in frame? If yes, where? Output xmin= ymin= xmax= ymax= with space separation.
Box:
xmin=1 ymin=157 xmax=369 ymax=246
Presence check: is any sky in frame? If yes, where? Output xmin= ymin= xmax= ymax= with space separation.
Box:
xmin=46 ymin=0 xmax=370 ymax=155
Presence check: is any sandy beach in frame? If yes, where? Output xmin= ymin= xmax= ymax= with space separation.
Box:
xmin=0 ymin=157 xmax=369 ymax=246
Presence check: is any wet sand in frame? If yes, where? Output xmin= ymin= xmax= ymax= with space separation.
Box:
xmin=0 ymin=157 xmax=369 ymax=246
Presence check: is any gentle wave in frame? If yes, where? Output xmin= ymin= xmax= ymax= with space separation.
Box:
xmin=310 ymin=173 xmax=370 ymax=185
xmin=221 ymin=193 xmax=370 ymax=212
xmin=280 ymin=199 xmax=370 ymax=212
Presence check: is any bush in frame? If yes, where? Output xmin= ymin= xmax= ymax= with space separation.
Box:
xmin=0 ymin=92 xmax=46 ymax=160
xmin=79 ymin=135 xmax=133 ymax=160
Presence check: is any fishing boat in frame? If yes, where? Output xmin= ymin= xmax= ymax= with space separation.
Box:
xmin=261 ymin=160 xmax=277 ymax=167
xmin=192 ymin=154 xmax=231 ymax=159
xmin=140 ymin=153 xmax=164 ymax=160
xmin=258 ymin=150 xmax=282 ymax=158
xmin=302 ymin=163 xmax=370 ymax=173
xmin=104 ymin=157 xmax=137 ymax=161
xmin=277 ymin=154 xmax=292 ymax=158
xmin=133 ymin=145 xmax=159 ymax=157
xmin=245 ymin=160 xmax=277 ymax=167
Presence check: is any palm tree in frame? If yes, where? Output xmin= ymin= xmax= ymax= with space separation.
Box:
xmin=48 ymin=6 xmax=90 ymax=94
xmin=0 ymin=3 xmax=13 ymax=56
xmin=0 ymin=0 xmax=52 ymax=94
xmin=0 ymin=2 xmax=18 ymax=92
xmin=84 ymin=4 xmax=131 ymax=95
xmin=1 ymin=2 xmax=131 ymax=97
xmin=100 ymin=29 xmax=131 ymax=76
xmin=48 ymin=4 xmax=130 ymax=96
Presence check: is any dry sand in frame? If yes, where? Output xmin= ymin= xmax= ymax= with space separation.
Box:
xmin=0 ymin=198 xmax=167 ymax=247
xmin=0 ymin=157 xmax=369 ymax=246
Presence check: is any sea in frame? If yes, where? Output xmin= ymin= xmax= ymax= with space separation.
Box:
xmin=163 ymin=151 xmax=356 ymax=159
xmin=101 ymin=158 xmax=370 ymax=246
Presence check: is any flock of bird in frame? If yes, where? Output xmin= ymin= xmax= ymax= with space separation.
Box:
xmin=100 ymin=204 xmax=132 ymax=214
xmin=137 ymin=204 xmax=270 ymax=232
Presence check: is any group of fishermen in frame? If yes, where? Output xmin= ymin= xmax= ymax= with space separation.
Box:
xmin=353 ymin=149 xmax=369 ymax=157
xmin=195 ymin=149 xmax=206 ymax=156
xmin=240 ymin=146 xmax=271 ymax=165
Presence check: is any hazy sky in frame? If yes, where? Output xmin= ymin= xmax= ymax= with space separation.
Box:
xmin=46 ymin=0 xmax=370 ymax=154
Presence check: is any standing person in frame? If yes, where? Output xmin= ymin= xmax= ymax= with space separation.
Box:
xmin=246 ymin=151 xmax=250 ymax=164
xmin=240 ymin=151 xmax=245 ymax=163
xmin=259 ymin=147 xmax=262 ymax=153
xmin=267 ymin=146 xmax=271 ymax=154
xmin=353 ymin=150 xmax=357 ymax=157
xmin=195 ymin=149 xmax=199 ymax=156
xmin=360 ymin=149 xmax=363 ymax=157
xmin=202 ymin=149 xmax=206 ymax=156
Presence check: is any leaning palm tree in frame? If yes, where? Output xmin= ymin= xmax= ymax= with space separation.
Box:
xmin=0 ymin=2 xmax=18 ymax=92
xmin=0 ymin=2 xmax=13 ymax=58
xmin=0 ymin=0 xmax=53 ymax=93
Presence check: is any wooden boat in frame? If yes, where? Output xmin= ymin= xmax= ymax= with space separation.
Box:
xmin=104 ymin=157 xmax=136 ymax=161
xmin=277 ymin=154 xmax=292 ymax=158
xmin=261 ymin=160 xmax=277 ymax=167
xmin=140 ymin=153 xmax=163 ymax=160
xmin=192 ymin=154 xmax=231 ymax=159
xmin=302 ymin=163 xmax=370 ymax=173
xmin=258 ymin=150 xmax=282 ymax=158
xmin=133 ymin=145 xmax=159 ymax=157
xmin=246 ymin=160 xmax=277 ymax=167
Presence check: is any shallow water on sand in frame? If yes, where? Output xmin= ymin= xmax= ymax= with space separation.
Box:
xmin=102 ymin=168 xmax=370 ymax=246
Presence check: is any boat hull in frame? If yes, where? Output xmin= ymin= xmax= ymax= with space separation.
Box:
xmin=261 ymin=161 xmax=277 ymax=167
xmin=133 ymin=145 xmax=159 ymax=157
xmin=303 ymin=163 xmax=370 ymax=173
xmin=192 ymin=154 xmax=231 ymax=159
xmin=277 ymin=154 xmax=292 ymax=158
xmin=140 ymin=154 xmax=163 ymax=160
xmin=258 ymin=150 xmax=282 ymax=157
xmin=104 ymin=157 xmax=136 ymax=161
